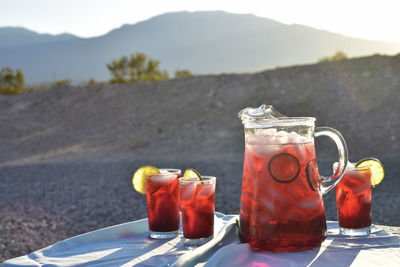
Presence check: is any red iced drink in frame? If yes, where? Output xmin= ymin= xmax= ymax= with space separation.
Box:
xmin=146 ymin=172 xmax=180 ymax=238
xmin=179 ymin=176 xmax=216 ymax=240
xmin=335 ymin=164 xmax=372 ymax=230
xmin=239 ymin=139 xmax=327 ymax=251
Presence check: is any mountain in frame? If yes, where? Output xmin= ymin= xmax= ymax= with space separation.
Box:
xmin=0 ymin=27 xmax=78 ymax=48
xmin=0 ymin=11 xmax=399 ymax=84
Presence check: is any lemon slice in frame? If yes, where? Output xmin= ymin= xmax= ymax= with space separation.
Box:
xmin=355 ymin=158 xmax=385 ymax=187
xmin=183 ymin=169 xmax=203 ymax=180
xmin=132 ymin=165 xmax=160 ymax=194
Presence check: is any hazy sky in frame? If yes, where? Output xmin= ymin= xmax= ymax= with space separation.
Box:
xmin=1 ymin=0 xmax=400 ymax=43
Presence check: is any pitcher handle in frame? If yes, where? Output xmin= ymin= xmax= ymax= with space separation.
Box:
xmin=315 ymin=127 xmax=348 ymax=195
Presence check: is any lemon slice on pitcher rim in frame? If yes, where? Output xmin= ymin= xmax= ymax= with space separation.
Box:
xmin=355 ymin=158 xmax=385 ymax=187
xmin=183 ymin=169 xmax=203 ymax=180
xmin=132 ymin=165 xmax=160 ymax=194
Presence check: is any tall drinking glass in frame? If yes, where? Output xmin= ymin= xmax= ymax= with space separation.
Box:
xmin=146 ymin=169 xmax=181 ymax=239
xmin=335 ymin=162 xmax=372 ymax=236
xmin=179 ymin=176 xmax=216 ymax=247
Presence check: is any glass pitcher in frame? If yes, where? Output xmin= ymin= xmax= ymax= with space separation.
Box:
xmin=238 ymin=105 xmax=348 ymax=251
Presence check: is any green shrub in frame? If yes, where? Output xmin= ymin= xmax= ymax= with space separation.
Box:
xmin=106 ymin=52 xmax=169 ymax=83
xmin=318 ymin=51 xmax=348 ymax=63
xmin=53 ymin=79 xmax=71 ymax=86
xmin=88 ymin=78 xmax=97 ymax=86
xmin=175 ymin=70 xmax=192 ymax=79
xmin=0 ymin=66 xmax=24 ymax=95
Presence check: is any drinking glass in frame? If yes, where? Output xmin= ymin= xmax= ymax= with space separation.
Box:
xmin=334 ymin=162 xmax=372 ymax=236
xmin=146 ymin=169 xmax=181 ymax=239
xmin=179 ymin=176 xmax=216 ymax=247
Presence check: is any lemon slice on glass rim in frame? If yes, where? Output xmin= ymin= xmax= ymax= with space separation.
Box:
xmin=132 ymin=165 xmax=160 ymax=194
xmin=355 ymin=158 xmax=385 ymax=187
xmin=183 ymin=168 xmax=203 ymax=180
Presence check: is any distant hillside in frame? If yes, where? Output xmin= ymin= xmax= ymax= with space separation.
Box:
xmin=0 ymin=27 xmax=78 ymax=48
xmin=0 ymin=11 xmax=399 ymax=84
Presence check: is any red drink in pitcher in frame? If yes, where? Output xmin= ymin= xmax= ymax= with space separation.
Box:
xmin=335 ymin=163 xmax=372 ymax=235
xmin=239 ymin=138 xmax=327 ymax=251
xmin=238 ymin=105 xmax=349 ymax=251
xmin=146 ymin=171 xmax=180 ymax=239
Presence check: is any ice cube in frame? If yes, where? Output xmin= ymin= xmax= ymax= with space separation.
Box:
xmin=256 ymin=128 xmax=277 ymax=136
xmin=298 ymin=136 xmax=309 ymax=143
xmin=276 ymin=131 xmax=287 ymax=137
xmin=149 ymin=173 xmax=175 ymax=183
xmin=199 ymin=183 xmax=215 ymax=198
xmin=181 ymin=181 xmax=197 ymax=200
xmin=352 ymin=182 xmax=371 ymax=195
xmin=248 ymin=142 xmax=282 ymax=155
xmin=287 ymin=131 xmax=299 ymax=143
xmin=275 ymin=130 xmax=289 ymax=144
